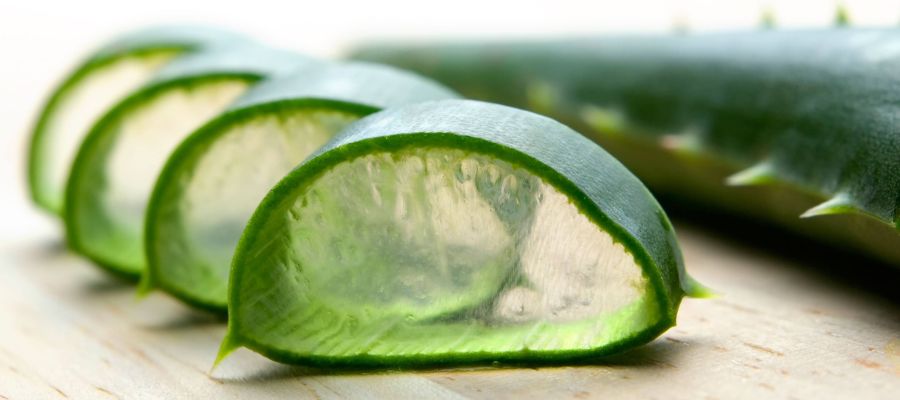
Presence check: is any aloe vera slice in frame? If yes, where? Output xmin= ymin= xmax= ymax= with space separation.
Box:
xmin=351 ymin=30 xmax=900 ymax=266
xmin=142 ymin=63 xmax=457 ymax=311
xmin=64 ymin=45 xmax=311 ymax=277
xmin=27 ymin=26 xmax=249 ymax=215
xmin=218 ymin=99 xmax=702 ymax=367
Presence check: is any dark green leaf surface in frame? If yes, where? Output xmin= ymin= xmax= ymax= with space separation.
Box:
xmin=350 ymin=29 xmax=900 ymax=265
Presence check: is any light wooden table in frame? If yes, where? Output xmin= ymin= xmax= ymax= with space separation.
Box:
xmin=1 ymin=210 xmax=897 ymax=399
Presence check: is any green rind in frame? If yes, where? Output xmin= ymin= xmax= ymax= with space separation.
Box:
xmin=224 ymin=99 xmax=688 ymax=367
xmin=89 ymin=25 xmax=251 ymax=60
xmin=145 ymin=43 xmax=310 ymax=85
xmin=27 ymin=25 xmax=251 ymax=214
xmin=219 ymin=316 xmax=673 ymax=369
xmin=228 ymin=62 xmax=459 ymax=111
xmin=143 ymin=62 xmax=458 ymax=310
xmin=350 ymin=28 xmax=900 ymax=265
xmin=64 ymin=45 xmax=313 ymax=277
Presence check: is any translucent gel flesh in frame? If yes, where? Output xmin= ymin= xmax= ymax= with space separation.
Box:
xmin=152 ymin=109 xmax=360 ymax=305
xmin=76 ymin=79 xmax=249 ymax=272
xmin=38 ymin=51 xmax=179 ymax=212
xmin=236 ymin=147 xmax=658 ymax=359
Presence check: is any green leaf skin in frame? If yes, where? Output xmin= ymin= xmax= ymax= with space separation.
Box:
xmin=220 ymin=99 xmax=695 ymax=368
xmin=64 ymin=45 xmax=314 ymax=278
xmin=27 ymin=25 xmax=252 ymax=215
xmin=142 ymin=62 xmax=458 ymax=311
xmin=350 ymin=29 xmax=900 ymax=266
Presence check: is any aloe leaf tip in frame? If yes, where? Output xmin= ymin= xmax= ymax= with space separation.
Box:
xmin=213 ymin=333 xmax=241 ymax=371
xmin=683 ymin=276 xmax=716 ymax=299
xmin=135 ymin=275 xmax=156 ymax=299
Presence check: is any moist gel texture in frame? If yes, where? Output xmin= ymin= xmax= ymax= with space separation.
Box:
xmin=31 ymin=51 xmax=179 ymax=213
xmin=143 ymin=62 xmax=458 ymax=310
xmin=231 ymin=148 xmax=656 ymax=360
xmin=221 ymin=100 xmax=698 ymax=367
xmin=28 ymin=25 xmax=251 ymax=215
xmin=66 ymin=78 xmax=250 ymax=273
xmin=148 ymin=109 xmax=359 ymax=305
xmin=65 ymin=44 xmax=311 ymax=276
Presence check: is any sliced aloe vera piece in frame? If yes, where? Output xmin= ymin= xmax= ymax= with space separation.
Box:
xmin=142 ymin=62 xmax=457 ymax=311
xmin=219 ymin=99 xmax=701 ymax=367
xmin=64 ymin=45 xmax=311 ymax=277
xmin=27 ymin=25 xmax=249 ymax=215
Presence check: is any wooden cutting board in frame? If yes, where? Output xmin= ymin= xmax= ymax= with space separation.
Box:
xmin=1 ymin=212 xmax=897 ymax=400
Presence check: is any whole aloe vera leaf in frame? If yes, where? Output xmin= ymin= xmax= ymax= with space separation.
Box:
xmin=350 ymin=29 xmax=900 ymax=266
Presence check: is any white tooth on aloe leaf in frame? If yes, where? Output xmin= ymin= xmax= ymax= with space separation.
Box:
xmin=63 ymin=45 xmax=313 ymax=278
xmin=140 ymin=62 xmax=458 ymax=311
xmin=27 ymin=25 xmax=251 ymax=215
xmin=579 ymin=105 xmax=627 ymax=136
xmin=800 ymin=193 xmax=859 ymax=219
xmin=659 ymin=126 xmax=705 ymax=155
xmin=217 ymin=99 xmax=703 ymax=368
xmin=725 ymin=161 xmax=779 ymax=186
xmin=526 ymin=81 xmax=560 ymax=114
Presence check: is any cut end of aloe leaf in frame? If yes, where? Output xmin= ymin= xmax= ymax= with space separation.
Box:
xmin=146 ymin=107 xmax=362 ymax=308
xmin=65 ymin=77 xmax=251 ymax=275
xmin=29 ymin=49 xmax=182 ymax=214
xmin=144 ymin=62 xmax=457 ymax=311
xmin=235 ymin=148 xmax=658 ymax=363
xmin=227 ymin=100 xmax=689 ymax=366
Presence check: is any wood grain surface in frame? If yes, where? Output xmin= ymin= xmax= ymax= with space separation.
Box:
xmin=1 ymin=213 xmax=898 ymax=399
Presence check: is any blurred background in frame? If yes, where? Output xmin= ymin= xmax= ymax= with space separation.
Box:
xmin=1 ymin=0 xmax=899 ymax=243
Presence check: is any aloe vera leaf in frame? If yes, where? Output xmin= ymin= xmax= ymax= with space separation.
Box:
xmin=27 ymin=25 xmax=250 ymax=215
xmin=350 ymin=29 xmax=900 ymax=265
xmin=142 ymin=62 xmax=458 ymax=311
xmin=63 ymin=44 xmax=313 ymax=278
xmin=218 ymin=99 xmax=700 ymax=367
